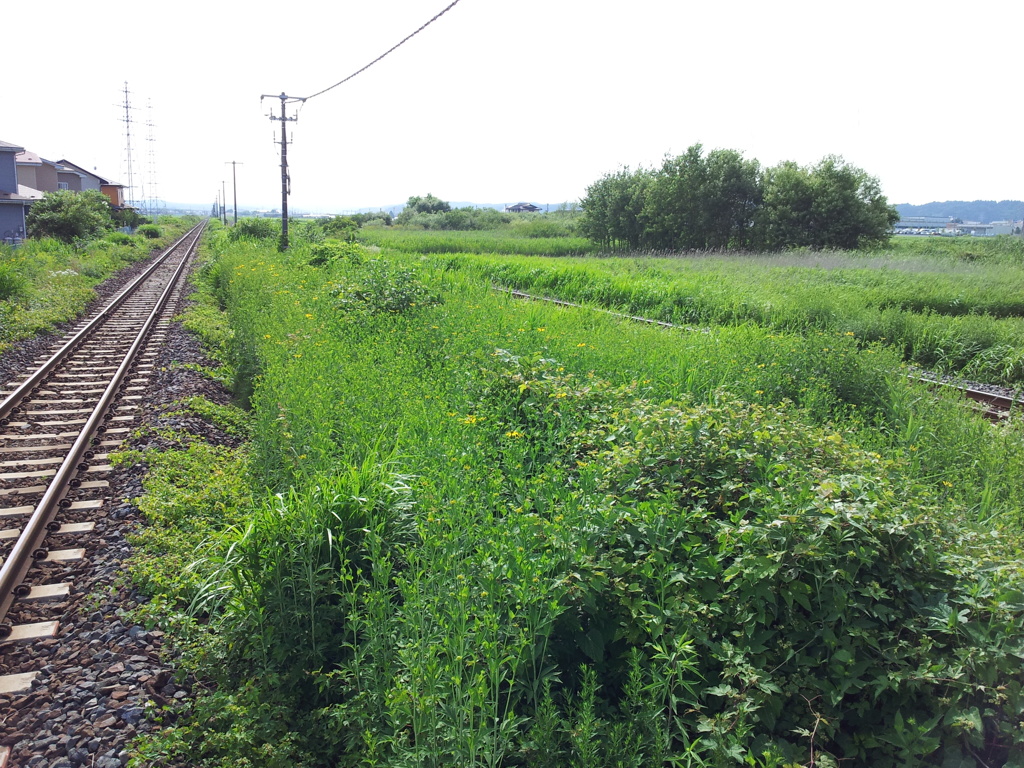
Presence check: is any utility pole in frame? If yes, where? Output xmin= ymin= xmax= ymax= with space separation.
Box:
xmin=225 ymin=161 xmax=243 ymax=225
xmin=222 ymin=180 xmax=228 ymax=226
xmin=261 ymin=92 xmax=305 ymax=250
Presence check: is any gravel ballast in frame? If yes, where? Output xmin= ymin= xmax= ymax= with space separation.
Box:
xmin=1 ymin=253 xmax=235 ymax=768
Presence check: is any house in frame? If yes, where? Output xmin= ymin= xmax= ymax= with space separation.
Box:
xmin=0 ymin=140 xmax=43 ymax=243
xmin=505 ymin=202 xmax=542 ymax=213
xmin=15 ymin=151 xmax=91 ymax=193
xmin=15 ymin=150 xmax=59 ymax=193
xmin=56 ymin=159 xmax=127 ymax=207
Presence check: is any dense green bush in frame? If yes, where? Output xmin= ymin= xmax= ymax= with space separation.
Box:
xmin=306 ymin=241 xmax=364 ymax=267
xmin=510 ymin=215 xmax=577 ymax=238
xmin=26 ymin=189 xmax=114 ymax=243
xmin=137 ymin=223 xmax=162 ymax=239
xmin=473 ymin=353 xmax=1024 ymax=765
xmin=105 ymin=231 xmax=137 ymax=247
xmin=0 ymin=259 xmax=27 ymax=301
xmin=228 ymin=217 xmax=280 ymax=242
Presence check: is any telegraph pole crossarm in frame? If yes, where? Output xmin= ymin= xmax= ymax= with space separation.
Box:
xmin=261 ymin=92 xmax=305 ymax=251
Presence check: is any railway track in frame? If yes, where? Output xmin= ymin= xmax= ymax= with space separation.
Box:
xmin=500 ymin=286 xmax=1021 ymax=421
xmin=0 ymin=222 xmax=204 ymax=762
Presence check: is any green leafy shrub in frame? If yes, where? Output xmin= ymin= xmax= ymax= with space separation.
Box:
xmin=473 ymin=354 xmax=1024 ymax=765
xmin=26 ymin=189 xmax=114 ymax=243
xmin=229 ymin=218 xmax=280 ymax=242
xmin=137 ymin=223 xmax=162 ymax=239
xmin=306 ymin=241 xmax=365 ymax=267
xmin=205 ymin=461 xmax=416 ymax=690
xmin=0 ymin=259 xmax=27 ymax=301
xmin=106 ymin=231 xmax=137 ymax=247
xmin=328 ymin=259 xmax=442 ymax=315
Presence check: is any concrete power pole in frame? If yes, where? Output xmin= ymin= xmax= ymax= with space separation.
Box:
xmin=262 ymin=93 xmax=305 ymax=251
xmin=226 ymin=161 xmax=243 ymax=225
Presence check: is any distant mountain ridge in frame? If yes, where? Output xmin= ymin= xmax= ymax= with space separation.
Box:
xmin=895 ymin=200 xmax=1023 ymax=223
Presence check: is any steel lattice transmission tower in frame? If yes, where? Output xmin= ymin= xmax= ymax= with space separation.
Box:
xmin=118 ymin=82 xmax=137 ymax=209
xmin=142 ymin=99 xmax=161 ymax=217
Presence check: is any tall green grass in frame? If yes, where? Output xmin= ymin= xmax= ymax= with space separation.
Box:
xmin=358 ymin=227 xmax=595 ymax=257
xmin=130 ymin=233 xmax=1024 ymax=767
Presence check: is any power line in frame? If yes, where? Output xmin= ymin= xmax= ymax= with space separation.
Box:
xmin=260 ymin=1 xmax=462 ymax=249
xmin=305 ymin=0 xmax=462 ymax=101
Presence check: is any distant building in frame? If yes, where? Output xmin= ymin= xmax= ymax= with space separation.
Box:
xmin=956 ymin=221 xmax=1014 ymax=236
xmin=505 ymin=202 xmax=541 ymax=213
xmin=896 ymin=216 xmax=950 ymax=229
xmin=894 ymin=215 xmax=1016 ymax=237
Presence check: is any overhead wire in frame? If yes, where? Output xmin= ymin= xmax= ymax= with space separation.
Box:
xmin=304 ymin=0 xmax=463 ymax=101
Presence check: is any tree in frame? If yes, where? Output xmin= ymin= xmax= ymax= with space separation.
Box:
xmin=642 ymin=145 xmax=708 ymax=250
xmin=395 ymin=193 xmax=451 ymax=224
xmin=755 ymin=161 xmax=815 ymax=250
xmin=579 ymin=167 xmax=650 ymax=249
xmin=641 ymin=145 xmax=761 ymax=250
xmin=757 ymin=156 xmax=898 ymax=250
xmin=583 ymin=149 xmax=898 ymax=252
xmin=26 ymin=189 xmax=114 ymax=243
xmin=701 ymin=148 xmax=762 ymax=249
xmin=112 ymin=207 xmax=148 ymax=230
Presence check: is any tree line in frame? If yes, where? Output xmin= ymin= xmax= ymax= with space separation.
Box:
xmin=579 ymin=144 xmax=899 ymax=251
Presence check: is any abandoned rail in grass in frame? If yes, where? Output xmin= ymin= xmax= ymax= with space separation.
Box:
xmin=499 ymin=285 xmax=1021 ymax=421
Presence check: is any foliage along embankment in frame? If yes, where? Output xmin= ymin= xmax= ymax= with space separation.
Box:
xmin=124 ymin=226 xmax=1024 ymax=768
xmin=0 ymin=216 xmax=198 ymax=355
xmin=438 ymin=237 xmax=1024 ymax=387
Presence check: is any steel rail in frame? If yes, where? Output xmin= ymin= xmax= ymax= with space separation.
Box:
xmin=0 ymin=224 xmax=203 ymax=633
xmin=502 ymin=287 xmax=683 ymax=329
xmin=0 ymin=222 xmax=204 ymax=426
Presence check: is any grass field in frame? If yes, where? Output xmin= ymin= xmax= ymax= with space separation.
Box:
xmin=414 ymin=243 xmax=1024 ymax=387
xmin=125 ymin=228 xmax=1024 ymax=767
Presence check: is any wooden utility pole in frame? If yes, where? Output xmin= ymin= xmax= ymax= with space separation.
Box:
xmin=262 ymin=93 xmax=305 ymax=250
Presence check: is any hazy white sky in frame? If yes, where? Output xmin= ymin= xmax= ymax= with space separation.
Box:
xmin=7 ymin=0 xmax=1020 ymax=212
